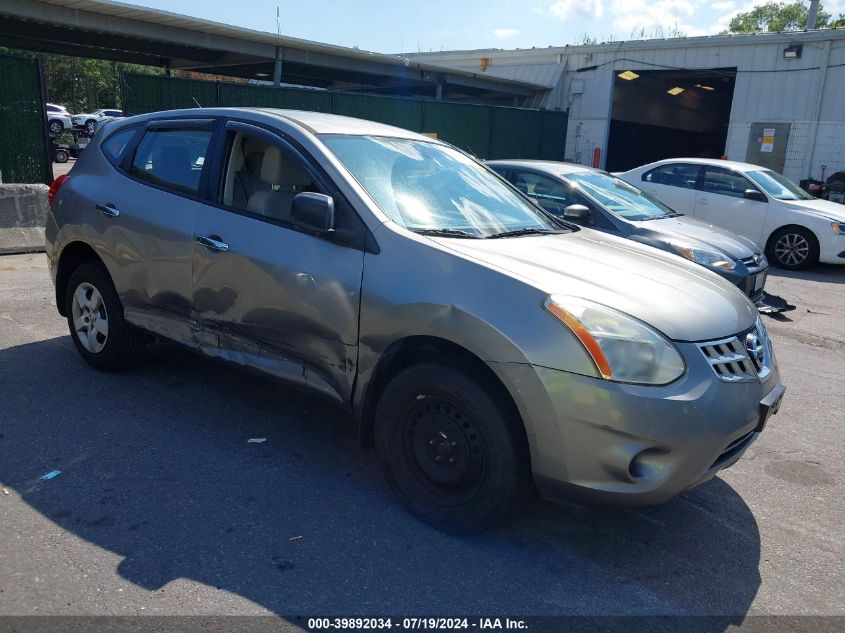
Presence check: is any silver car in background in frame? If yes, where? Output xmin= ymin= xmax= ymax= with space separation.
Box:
xmin=45 ymin=108 xmax=785 ymax=533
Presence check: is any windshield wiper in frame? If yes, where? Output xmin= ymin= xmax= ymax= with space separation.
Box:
xmin=485 ymin=227 xmax=558 ymax=239
xmin=412 ymin=228 xmax=481 ymax=239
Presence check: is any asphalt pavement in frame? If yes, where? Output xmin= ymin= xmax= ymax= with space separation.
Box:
xmin=0 ymin=253 xmax=842 ymax=628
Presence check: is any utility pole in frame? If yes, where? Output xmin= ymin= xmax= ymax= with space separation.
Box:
xmin=807 ymin=0 xmax=820 ymax=29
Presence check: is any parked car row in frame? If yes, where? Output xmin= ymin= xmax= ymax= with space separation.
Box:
xmin=619 ymin=158 xmax=845 ymax=270
xmin=45 ymin=102 xmax=124 ymax=135
xmin=46 ymin=109 xmax=788 ymax=534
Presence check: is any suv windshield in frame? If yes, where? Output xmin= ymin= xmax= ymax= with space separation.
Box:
xmin=565 ymin=171 xmax=678 ymax=221
xmin=746 ymin=169 xmax=813 ymax=201
xmin=320 ymin=135 xmax=562 ymax=238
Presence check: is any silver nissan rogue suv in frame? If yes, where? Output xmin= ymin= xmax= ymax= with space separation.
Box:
xmin=45 ymin=108 xmax=786 ymax=533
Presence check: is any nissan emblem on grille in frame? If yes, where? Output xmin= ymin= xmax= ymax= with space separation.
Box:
xmin=745 ymin=332 xmax=766 ymax=367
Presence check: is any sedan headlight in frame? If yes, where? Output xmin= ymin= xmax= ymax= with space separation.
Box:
xmin=544 ymin=296 xmax=686 ymax=385
xmin=832 ymin=222 xmax=845 ymax=234
xmin=671 ymin=245 xmax=736 ymax=270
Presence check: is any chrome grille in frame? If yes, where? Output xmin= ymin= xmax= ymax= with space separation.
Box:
xmin=698 ymin=319 xmax=773 ymax=383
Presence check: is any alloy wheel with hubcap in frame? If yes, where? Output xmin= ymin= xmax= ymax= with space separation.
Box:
xmin=49 ymin=120 xmax=63 ymax=135
xmin=774 ymin=233 xmax=809 ymax=267
xmin=71 ymin=282 xmax=109 ymax=353
xmin=767 ymin=227 xmax=819 ymax=270
xmin=65 ymin=261 xmax=146 ymax=369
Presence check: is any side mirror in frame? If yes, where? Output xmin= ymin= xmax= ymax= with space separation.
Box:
xmin=291 ymin=192 xmax=335 ymax=234
xmin=564 ymin=204 xmax=592 ymax=224
xmin=744 ymin=189 xmax=767 ymax=202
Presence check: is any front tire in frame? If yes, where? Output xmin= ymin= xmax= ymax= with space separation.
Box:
xmin=85 ymin=119 xmax=97 ymax=135
xmin=65 ymin=262 xmax=146 ymax=370
xmin=767 ymin=227 xmax=819 ymax=270
xmin=375 ymin=360 xmax=531 ymax=534
xmin=54 ymin=149 xmax=68 ymax=163
xmin=48 ymin=119 xmax=64 ymax=135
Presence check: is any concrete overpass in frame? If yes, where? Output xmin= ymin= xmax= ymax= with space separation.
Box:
xmin=0 ymin=0 xmax=549 ymax=104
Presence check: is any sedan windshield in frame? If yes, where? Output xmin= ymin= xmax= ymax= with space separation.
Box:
xmin=746 ymin=169 xmax=813 ymax=201
xmin=565 ymin=171 xmax=678 ymax=221
xmin=320 ymin=135 xmax=562 ymax=238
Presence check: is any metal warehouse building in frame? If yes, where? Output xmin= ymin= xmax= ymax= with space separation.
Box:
xmin=411 ymin=30 xmax=845 ymax=182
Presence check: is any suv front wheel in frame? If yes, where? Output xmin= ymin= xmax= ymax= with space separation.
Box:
xmin=375 ymin=360 xmax=531 ymax=534
xmin=66 ymin=262 xmax=146 ymax=369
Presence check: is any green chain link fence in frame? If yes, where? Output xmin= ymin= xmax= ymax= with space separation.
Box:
xmin=122 ymin=73 xmax=567 ymax=160
xmin=0 ymin=52 xmax=50 ymax=184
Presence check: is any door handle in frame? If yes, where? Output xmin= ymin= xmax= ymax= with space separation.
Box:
xmin=195 ymin=235 xmax=229 ymax=252
xmin=96 ymin=203 xmax=120 ymax=218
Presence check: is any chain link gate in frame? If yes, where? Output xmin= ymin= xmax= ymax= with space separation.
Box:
xmin=0 ymin=52 xmax=51 ymax=184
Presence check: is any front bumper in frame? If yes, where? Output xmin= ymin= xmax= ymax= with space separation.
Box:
xmin=720 ymin=264 xmax=768 ymax=303
xmin=492 ymin=341 xmax=783 ymax=505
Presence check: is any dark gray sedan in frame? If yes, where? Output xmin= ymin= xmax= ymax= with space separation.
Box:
xmin=487 ymin=160 xmax=769 ymax=303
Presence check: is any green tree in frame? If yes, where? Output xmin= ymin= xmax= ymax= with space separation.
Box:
xmin=727 ymin=2 xmax=832 ymax=33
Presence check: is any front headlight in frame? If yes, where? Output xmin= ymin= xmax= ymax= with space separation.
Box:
xmin=671 ymin=245 xmax=736 ymax=270
xmin=544 ymin=296 xmax=686 ymax=385
xmin=832 ymin=222 xmax=845 ymax=235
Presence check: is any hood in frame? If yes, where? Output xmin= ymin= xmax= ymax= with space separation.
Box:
xmin=782 ymin=198 xmax=845 ymax=222
xmin=439 ymin=229 xmax=757 ymax=342
xmin=630 ymin=216 xmax=759 ymax=259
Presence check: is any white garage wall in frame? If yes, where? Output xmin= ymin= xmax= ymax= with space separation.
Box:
xmin=411 ymin=31 xmax=845 ymax=179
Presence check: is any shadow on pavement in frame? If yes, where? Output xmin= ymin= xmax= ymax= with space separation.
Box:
xmin=0 ymin=336 xmax=762 ymax=623
xmin=767 ymin=263 xmax=845 ymax=285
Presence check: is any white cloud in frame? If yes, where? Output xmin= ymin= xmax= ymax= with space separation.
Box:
xmin=710 ymin=0 xmax=735 ymax=10
xmin=549 ymin=0 xmax=605 ymax=20
xmin=609 ymin=0 xmax=707 ymax=37
xmin=492 ymin=28 xmax=521 ymax=39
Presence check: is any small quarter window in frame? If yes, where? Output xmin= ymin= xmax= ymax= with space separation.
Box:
xmin=101 ymin=128 xmax=137 ymax=165
xmin=130 ymin=129 xmax=213 ymax=196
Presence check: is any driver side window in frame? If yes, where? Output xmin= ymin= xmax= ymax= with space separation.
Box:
xmin=512 ymin=171 xmax=580 ymax=216
xmin=221 ymin=131 xmax=320 ymax=224
xmin=701 ymin=166 xmax=759 ymax=199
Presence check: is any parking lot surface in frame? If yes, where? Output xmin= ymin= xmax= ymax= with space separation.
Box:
xmin=0 ymin=253 xmax=842 ymax=624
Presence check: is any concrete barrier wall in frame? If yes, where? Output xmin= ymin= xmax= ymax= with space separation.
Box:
xmin=0 ymin=184 xmax=49 ymax=254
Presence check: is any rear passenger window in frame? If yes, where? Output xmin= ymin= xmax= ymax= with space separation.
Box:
xmin=101 ymin=128 xmax=137 ymax=165
xmin=130 ymin=129 xmax=212 ymax=196
xmin=643 ymin=164 xmax=700 ymax=189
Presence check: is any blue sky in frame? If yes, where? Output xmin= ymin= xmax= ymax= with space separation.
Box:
xmin=126 ymin=0 xmax=844 ymax=52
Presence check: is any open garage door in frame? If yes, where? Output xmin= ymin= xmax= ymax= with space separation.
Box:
xmin=606 ymin=68 xmax=736 ymax=172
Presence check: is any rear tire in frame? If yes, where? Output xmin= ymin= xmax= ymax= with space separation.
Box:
xmin=65 ymin=262 xmax=146 ymax=370
xmin=48 ymin=119 xmax=63 ymax=135
xmin=766 ymin=227 xmax=819 ymax=270
xmin=54 ymin=149 xmax=68 ymax=163
xmin=375 ymin=360 xmax=531 ymax=534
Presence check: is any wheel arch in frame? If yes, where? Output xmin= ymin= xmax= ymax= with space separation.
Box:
xmin=55 ymin=241 xmax=105 ymax=316
xmin=355 ymin=336 xmax=528 ymax=457
xmin=765 ymin=223 xmax=821 ymax=255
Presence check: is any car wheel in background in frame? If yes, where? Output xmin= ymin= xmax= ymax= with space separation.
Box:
xmin=54 ymin=149 xmax=68 ymax=163
xmin=375 ymin=359 xmax=531 ymax=534
xmin=65 ymin=262 xmax=146 ymax=370
xmin=85 ymin=120 xmax=97 ymax=135
xmin=767 ymin=226 xmax=820 ymax=270
xmin=48 ymin=120 xmax=64 ymax=135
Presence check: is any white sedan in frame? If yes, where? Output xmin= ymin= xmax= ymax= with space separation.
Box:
xmin=619 ymin=158 xmax=845 ymax=270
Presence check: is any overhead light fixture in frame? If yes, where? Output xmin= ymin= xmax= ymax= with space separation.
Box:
xmin=695 ymin=83 xmax=715 ymax=91
xmin=666 ymin=86 xmax=685 ymax=96
xmin=617 ymin=70 xmax=640 ymax=81
xmin=783 ymin=44 xmax=802 ymax=59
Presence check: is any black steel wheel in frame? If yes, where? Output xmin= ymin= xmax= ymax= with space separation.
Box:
xmin=54 ymin=149 xmax=69 ymax=163
xmin=375 ymin=360 xmax=531 ymax=534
